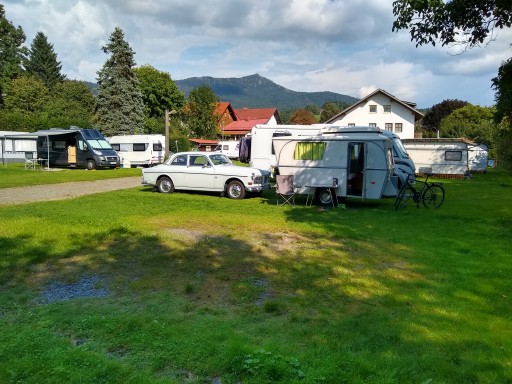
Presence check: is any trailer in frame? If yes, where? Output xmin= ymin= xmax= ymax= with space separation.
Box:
xmin=402 ymin=138 xmax=486 ymax=178
xmin=108 ymin=134 xmax=165 ymax=167
xmin=35 ymin=127 xmax=120 ymax=170
xmin=0 ymin=131 xmax=37 ymax=164
xmin=243 ymin=124 xmax=414 ymax=185
xmin=273 ymin=129 xmax=396 ymax=205
xmin=214 ymin=140 xmax=240 ymax=159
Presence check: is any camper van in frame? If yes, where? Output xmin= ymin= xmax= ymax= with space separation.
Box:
xmin=214 ymin=140 xmax=240 ymax=159
xmin=36 ymin=128 xmax=120 ymax=170
xmin=108 ymin=134 xmax=165 ymax=167
xmin=242 ymin=124 xmax=414 ymax=185
xmin=273 ymin=129 xmax=396 ymax=205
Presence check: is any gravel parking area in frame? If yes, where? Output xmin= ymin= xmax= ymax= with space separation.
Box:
xmin=0 ymin=176 xmax=142 ymax=205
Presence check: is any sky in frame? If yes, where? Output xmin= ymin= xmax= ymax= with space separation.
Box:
xmin=3 ymin=0 xmax=512 ymax=109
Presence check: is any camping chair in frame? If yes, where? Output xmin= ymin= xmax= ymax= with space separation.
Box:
xmin=24 ymin=152 xmax=36 ymax=170
xmin=276 ymin=175 xmax=297 ymax=206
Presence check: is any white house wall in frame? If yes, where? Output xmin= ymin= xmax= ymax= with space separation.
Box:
xmin=330 ymin=93 xmax=416 ymax=139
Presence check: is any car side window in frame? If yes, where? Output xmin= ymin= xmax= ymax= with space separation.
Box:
xmin=171 ymin=155 xmax=187 ymax=166
xmin=191 ymin=155 xmax=209 ymax=166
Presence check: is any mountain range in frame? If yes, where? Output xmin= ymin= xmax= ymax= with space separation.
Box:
xmin=174 ymin=74 xmax=358 ymax=111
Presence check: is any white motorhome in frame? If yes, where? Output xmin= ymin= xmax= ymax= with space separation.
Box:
xmin=108 ymin=134 xmax=165 ymax=167
xmin=214 ymin=140 xmax=240 ymax=159
xmin=273 ymin=129 xmax=397 ymax=205
xmin=241 ymin=124 xmax=414 ymax=185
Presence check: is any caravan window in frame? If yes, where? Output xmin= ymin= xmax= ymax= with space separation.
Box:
xmin=445 ymin=151 xmax=462 ymax=161
xmin=111 ymin=144 xmax=120 ymax=151
xmin=293 ymin=142 xmax=326 ymax=160
xmin=153 ymin=143 xmax=163 ymax=151
xmin=272 ymin=132 xmax=292 ymax=155
xmin=133 ymin=143 xmax=147 ymax=151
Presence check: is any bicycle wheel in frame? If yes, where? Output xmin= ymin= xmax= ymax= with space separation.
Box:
xmin=395 ymin=184 xmax=413 ymax=210
xmin=422 ymin=184 xmax=445 ymax=208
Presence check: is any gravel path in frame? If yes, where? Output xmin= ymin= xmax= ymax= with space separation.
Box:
xmin=0 ymin=176 xmax=142 ymax=205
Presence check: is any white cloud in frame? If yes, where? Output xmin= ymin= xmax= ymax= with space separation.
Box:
xmin=3 ymin=0 xmax=511 ymax=107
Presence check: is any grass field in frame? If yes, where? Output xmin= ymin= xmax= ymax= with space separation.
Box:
xmin=0 ymin=166 xmax=511 ymax=383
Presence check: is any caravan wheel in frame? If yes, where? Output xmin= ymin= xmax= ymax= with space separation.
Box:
xmin=317 ymin=188 xmax=337 ymax=207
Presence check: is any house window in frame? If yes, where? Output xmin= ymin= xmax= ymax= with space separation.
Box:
xmin=293 ymin=142 xmax=326 ymax=160
xmin=385 ymin=123 xmax=393 ymax=131
xmin=369 ymin=105 xmax=377 ymax=113
xmin=395 ymin=123 xmax=403 ymax=133
xmin=445 ymin=151 xmax=462 ymax=161
xmin=369 ymin=123 xmax=377 ymax=127
xmin=383 ymin=105 xmax=391 ymax=113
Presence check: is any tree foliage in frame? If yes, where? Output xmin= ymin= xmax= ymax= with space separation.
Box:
xmin=392 ymin=0 xmax=512 ymax=48
xmin=320 ymin=102 xmax=342 ymax=122
xmin=0 ymin=4 xmax=28 ymax=105
xmin=492 ymin=57 xmax=512 ymax=167
xmin=183 ymin=85 xmax=219 ymax=139
xmin=45 ymin=80 xmax=95 ymax=127
xmin=95 ymin=27 xmax=144 ymax=136
xmin=24 ymin=32 xmax=65 ymax=89
xmin=421 ymin=99 xmax=469 ymax=133
xmin=289 ymin=109 xmax=318 ymax=125
xmin=440 ymin=104 xmax=496 ymax=144
xmin=3 ymin=75 xmax=49 ymax=113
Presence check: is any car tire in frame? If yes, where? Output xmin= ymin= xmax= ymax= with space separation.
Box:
xmin=157 ymin=176 xmax=174 ymax=194
xmin=226 ymin=180 xmax=245 ymax=199
xmin=86 ymin=159 xmax=96 ymax=170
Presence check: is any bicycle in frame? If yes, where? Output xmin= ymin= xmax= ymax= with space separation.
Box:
xmin=394 ymin=173 xmax=445 ymax=210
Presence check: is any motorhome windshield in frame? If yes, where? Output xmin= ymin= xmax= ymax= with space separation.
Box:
xmin=392 ymin=137 xmax=410 ymax=159
xmin=88 ymin=139 xmax=113 ymax=150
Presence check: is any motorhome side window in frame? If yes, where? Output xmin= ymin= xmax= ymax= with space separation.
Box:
xmin=53 ymin=140 xmax=66 ymax=150
xmin=272 ymin=132 xmax=292 ymax=155
xmin=445 ymin=151 xmax=462 ymax=161
xmin=133 ymin=143 xmax=147 ymax=151
xmin=293 ymin=142 xmax=326 ymax=160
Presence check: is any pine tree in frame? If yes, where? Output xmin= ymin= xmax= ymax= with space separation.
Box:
xmin=95 ymin=27 xmax=144 ymax=136
xmin=0 ymin=5 xmax=28 ymax=105
xmin=25 ymin=32 xmax=65 ymax=89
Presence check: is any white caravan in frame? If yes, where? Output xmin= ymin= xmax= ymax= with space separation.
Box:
xmin=214 ymin=140 xmax=240 ymax=159
xmin=108 ymin=134 xmax=165 ymax=167
xmin=273 ymin=128 xmax=397 ymax=205
xmin=243 ymin=124 xmax=414 ymax=185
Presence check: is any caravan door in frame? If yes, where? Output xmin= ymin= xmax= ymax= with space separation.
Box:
xmin=347 ymin=142 xmax=365 ymax=198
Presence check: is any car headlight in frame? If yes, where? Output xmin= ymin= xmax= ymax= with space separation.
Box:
xmin=93 ymin=149 xmax=102 ymax=156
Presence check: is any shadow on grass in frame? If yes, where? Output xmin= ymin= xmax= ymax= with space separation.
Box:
xmin=0 ymin=217 xmax=509 ymax=383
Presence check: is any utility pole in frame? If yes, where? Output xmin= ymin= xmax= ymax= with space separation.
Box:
xmin=165 ymin=109 xmax=176 ymax=159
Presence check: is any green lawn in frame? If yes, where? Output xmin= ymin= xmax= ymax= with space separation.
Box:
xmin=0 ymin=162 xmax=141 ymax=188
xmin=0 ymin=167 xmax=511 ymax=383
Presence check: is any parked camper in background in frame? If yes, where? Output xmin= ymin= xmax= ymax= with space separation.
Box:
xmin=108 ymin=134 xmax=165 ymax=167
xmin=273 ymin=129 xmax=397 ymax=205
xmin=402 ymin=138 xmax=487 ymax=178
xmin=0 ymin=131 xmax=37 ymax=164
xmin=35 ymin=127 xmax=120 ymax=170
xmin=214 ymin=140 xmax=240 ymax=159
xmin=468 ymin=143 xmax=489 ymax=173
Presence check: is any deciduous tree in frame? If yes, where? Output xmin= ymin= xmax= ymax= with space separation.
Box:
xmin=24 ymin=32 xmax=65 ymax=89
xmin=183 ymin=85 xmax=218 ymax=139
xmin=320 ymin=102 xmax=342 ymax=122
xmin=289 ymin=109 xmax=317 ymax=125
xmin=392 ymin=0 xmax=512 ymax=48
xmin=421 ymin=99 xmax=469 ymax=134
xmin=95 ymin=27 xmax=144 ymax=136
xmin=440 ymin=104 xmax=496 ymax=144
xmin=3 ymin=75 xmax=49 ymax=113
xmin=45 ymin=80 xmax=95 ymax=127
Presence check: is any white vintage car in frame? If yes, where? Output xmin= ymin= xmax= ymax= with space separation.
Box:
xmin=141 ymin=152 xmax=270 ymax=199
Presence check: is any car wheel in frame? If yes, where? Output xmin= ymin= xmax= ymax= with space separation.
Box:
xmin=86 ymin=159 xmax=96 ymax=170
xmin=157 ymin=176 xmax=174 ymax=194
xmin=226 ymin=180 xmax=246 ymax=199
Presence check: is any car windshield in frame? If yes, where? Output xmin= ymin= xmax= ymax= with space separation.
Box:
xmin=88 ymin=139 xmax=113 ymax=150
xmin=393 ymin=138 xmax=410 ymax=159
xmin=209 ymin=154 xmax=232 ymax=165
